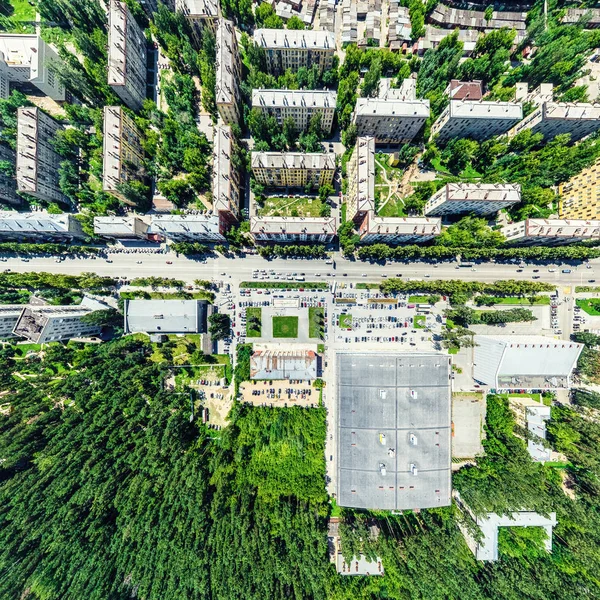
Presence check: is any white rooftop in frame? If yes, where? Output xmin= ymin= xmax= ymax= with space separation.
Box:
xmin=443 ymin=183 xmax=521 ymax=203
xmin=447 ymin=99 xmax=523 ymax=120
xmin=354 ymin=137 xmax=375 ymax=214
xmin=124 ymin=299 xmax=208 ymax=334
xmin=93 ymin=216 xmax=147 ymax=236
xmin=148 ymin=214 xmax=221 ymax=236
xmin=253 ymin=28 xmax=335 ymax=50
xmin=252 ymin=89 xmax=336 ymax=109
xmin=251 ymin=152 xmax=335 ymax=171
xmin=0 ymin=212 xmax=77 ymax=235
xmin=524 ymin=219 xmax=600 ymax=239
xmin=215 ymin=19 xmax=237 ymax=106
xmin=250 ymin=216 xmax=336 ymax=235
xmin=364 ymin=216 xmax=441 ymax=236
xmin=176 ymin=0 xmax=219 ymax=17
xmin=354 ymin=98 xmax=430 ymax=118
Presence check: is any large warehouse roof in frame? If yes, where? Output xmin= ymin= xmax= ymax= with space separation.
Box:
xmin=474 ymin=335 xmax=583 ymax=389
xmin=124 ymin=299 xmax=208 ymax=334
xmin=336 ymin=352 xmax=451 ymax=511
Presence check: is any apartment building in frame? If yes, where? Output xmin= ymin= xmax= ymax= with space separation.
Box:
xmin=252 ymin=89 xmax=336 ymax=134
xmin=93 ymin=216 xmax=148 ymax=239
xmin=102 ymin=106 xmax=146 ymax=205
xmin=108 ymin=0 xmax=147 ymax=112
xmin=0 ymin=305 xmax=26 ymax=339
xmin=251 ymin=152 xmax=335 ymax=188
xmin=358 ymin=214 xmax=441 ymax=244
xmin=502 ymin=218 xmax=600 ymax=246
xmin=346 ymin=137 xmax=375 ymax=224
xmin=16 ymin=107 xmax=67 ymax=204
xmin=509 ymin=83 xmax=600 ymax=142
xmin=12 ymin=297 xmax=109 ymax=343
xmin=352 ymin=79 xmax=430 ymax=143
xmin=147 ymin=214 xmax=225 ymax=242
xmin=213 ymin=124 xmax=240 ymax=227
xmin=561 ymin=8 xmax=600 ymax=28
xmin=558 ymin=156 xmax=600 ymax=219
xmin=250 ymin=216 xmax=336 ymax=243
xmin=425 ymin=183 xmax=521 ymax=217
xmin=253 ymin=29 xmax=336 ymax=74
xmin=176 ymin=0 xmax=220 ymax=48
xmin=0 ymin=143 xmax=19 ymax=205
xmin=0 ymin=34 xmax=65 ymax=101
xmin=0 ymin=212 xmax=85 ymax=241
xmin=431 ymin=99 xmax=523 ymax=142
xmin=216 ymin=19 xmax=241 ymax=125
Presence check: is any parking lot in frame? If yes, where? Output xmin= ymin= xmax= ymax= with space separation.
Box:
xmin=239 ymin=380 xmax=318 ymax=407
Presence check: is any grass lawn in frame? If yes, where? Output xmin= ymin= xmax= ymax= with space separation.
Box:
xmin=575 ymin=286 xmax=600 ymax=293
xmin=409 ymin=295 xmax=432 ymax=303
xmin=413 ymin=315 xmax=426 ymax=329
xmin=272 ymin=316 xmax=299 ymax=338
xmin=339 ymin=313 xmax=352 ymax=328
xmin=490 ymin=296 xmax=550 ymax=306
xmin=355 ymin=283 xmax=379 ymax=289
xmin=3 ymin=0 xmax=36 ymax=32
xmin=576 ymin=298 xmax=600 ymax=315
xmin=258 ymin=195 xmax=324 ymax=217
xmin=508 ymin=393 xmax=542 ymax=403
xmin=448 ymin=347 xmax=459 ymax=355
xmin=309 ymin=307 xmax=324 ymax=339
xmin=246 ymin=307 xmax=262 ymax=338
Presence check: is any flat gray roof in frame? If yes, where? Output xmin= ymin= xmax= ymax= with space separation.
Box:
xmin=124 ymin=299 xmax=208 ymax=334
xmin=337 ymin=352 xmax=451 ymax=511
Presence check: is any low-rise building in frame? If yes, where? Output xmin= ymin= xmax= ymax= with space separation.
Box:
xmin=431 ymin=99 xmax=523 ymax=142
xmin=501 ymin=218 xmax=600 ymax=245
xmin=418 ymin=26 xmax=481 ymax=56
xmin=12 ymin=296 xmax=109 ymax=343
xmin=0 ymin=212 xmax=85 ymax=241
xmin=102 ymin=106 xmax=146 ymax=206
xmin=0 ymin=34 xmax=65 ymax=100
xmin=509 ymin=82 xmax=600 ymax=142
xmin=250 ymin=347 xmax=318 ymax=380
xmin=176 ymin=0 xmax=219 ymax=47
xmin=558 ymin=156 xmax=600 ymax=219
xmin=0 ymin=305 xmax=26 ymax=339
xmin=250 ymin=215 xmax=336 ymax=242
xmin=424 ymin=183 xmax=521 ymax=217
xmin=561 ymin=8 xmax=600 ymax=28
xmin=251 ymin=152 xmax=335 ymax=188
xmin=107 ymin=0 xmax=147 ymax=112
xmin=216 ymin=19 xmax=241 ymax=125
xmin=253 ymin=29 xmax=335 ymax=75
xmin=212 ymin=124 xmax=240 ymax=228
xmin=16 ymin=107 xmax=67 ymax=204
xmin=252 ymin=89 xmax=336 ymax=134
xmin=473 ymin=335 xmax=583 ymax=391
xmin=93 ymin=216 xmax=148 ymax=239
xmin=511 ymin=398 xmax=552 ymax=463
xmin=346 ymin=137 xmax=375 ymax=224
xmin=147 ymin=214 xmax=225 ymax=242
xmin=123 ymin=299 xmax=209 ymax=334
xmin=445 ymin=79 xmax=483 ymax=100
xmin=387 ymin=1 xmax=411 ymax=51
xmin=358 ymin=214 xmax=441 ymax=244
xmin=0 ymin=143 xmax=19 ymax=205
xmin=353 ymin=79 xmax=430 ymax=143
xmin=336 ymin=553 xmax=384 ymax=576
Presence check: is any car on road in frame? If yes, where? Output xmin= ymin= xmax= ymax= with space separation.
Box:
xmin=589 ymin=279 xmax=596 ymax=283
xmin=166 ymin=261 xmax=173 ymax=264
xmin=562 ymin=269 xmax=572 ymax=273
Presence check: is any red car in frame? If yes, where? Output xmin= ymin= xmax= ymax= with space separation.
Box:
xmin=166 ymin=260 xmax=173 ymax=264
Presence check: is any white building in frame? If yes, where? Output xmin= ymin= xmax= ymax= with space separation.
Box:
xmin=0 ymin=34 xmax=65 ymax=100
xmin=346 ymin=137 xmax=375 ymax=224
xmin=147 ymin=214 xmax=225 ymax=242
xmin=253 ymin=29 xmax=336 ymax=74
xmin=124 ymin=299 xmax=209 ymax=334
xmin=358 ymin=214 xmax=441 ymax=243
xmin=509 ymin=83 xmax=600 ymax=142
xmin=251 ymin=152 xmax=335 ymax=188
xmin=252 ymin=89 xmax=336 ymax=134
xmin=212 ymin=124 xmax=240 ymax=228
xmin=431 ymin=99 xmax=523 ymax=143
xmin=108 ymin=0 xmax=147 ymax=112
xmin=502 ymin=218 xmax=600 ymax=246
xmin=93 ymin=216 xmax=148 ymax=239
xmin=0 ymin=305 xmax=25 ymax=339
xmin=424 ymin=183 xmax=521 ymax=217
xmin=16 ymin=107 xmax=67 ymax=204
xmin=102 ymin=106 xmax=146 ymax=206
xmin=353 ymin=79 xmax=430 ymax=143
xmin=215 ymin=19 xmax=241 ymax=125
xmin=12 ymin=297 xmax=109 ymax=343
xmin=474 ymin=335 xmax=583 ymax=391
xmin=511 ymin=397 xmax=552 ymax=463
xmin=0 ymin=212 xmax=85 ymax=241
xmin=250 ymin=216 xmax=336 ymax=243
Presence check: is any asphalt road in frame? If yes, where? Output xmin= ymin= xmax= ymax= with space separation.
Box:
xmin=3 ymin=252 xmax=600 ymax=287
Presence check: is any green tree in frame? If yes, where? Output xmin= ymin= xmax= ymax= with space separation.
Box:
xmin=287 ymin=15 xmax=305 ymax=29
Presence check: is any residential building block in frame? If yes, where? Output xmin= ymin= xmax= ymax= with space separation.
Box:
xmin=253 ymin=29 xmax=335 ymax=74
xmin=176 ymin=0 xmax=219 ymax=48
xmin=252 ymin=89 xmax=336 ymax=134
xmin=0 ymin=34 xmax=65 ymax=100
xmin=213 ymin=124 xmax=241 ymax=227
xmin=358 ymin=214 xmax=442 ymax=243
xmin=424 ymin=183 xmax=521 ymax=217
xmin=0 ymin=212 xmax=85 ymax=241
xmin=16 ymin=107 xmax=67 ymax=204
xmin=108 ymin=0 xmax=147 ymax=112
xmin=147 ymin=214 xmax=225 ymax=242
xmin=558 ymin=157 xmax=600 ymax=219
xmin=102 ymin=106 xmax=146 ymax=205
xmin=0 ymin=143 xmax=20 ymax=205
xmin=216 ymin=19 xmax=242 ymax=125
xmin=250 ymin=216 xmax=336 ymax=242
xmin=501 ymin=218 xmax=600 ymax=245
xmin=251 ymin=152 xmax=335 ymax=188
xmin=93 ymin=216 xmax=148 ymax=239
xmin=346 ymin=137 xmax=375 ymax=224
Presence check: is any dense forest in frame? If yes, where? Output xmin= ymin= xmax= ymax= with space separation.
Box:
xmin=1 ymin=340 xmax=600 ymax=599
